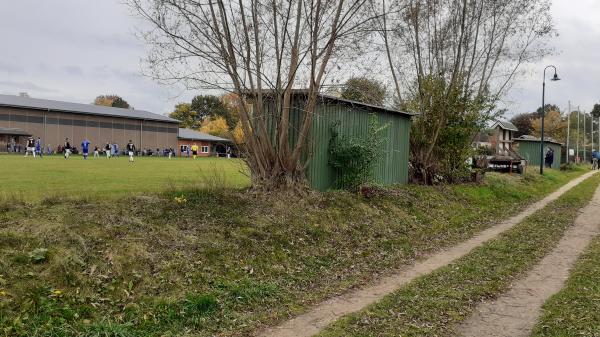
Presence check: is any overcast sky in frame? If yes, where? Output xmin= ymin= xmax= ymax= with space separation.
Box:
xmin=1 ymin=0 xmax=599 ymax=118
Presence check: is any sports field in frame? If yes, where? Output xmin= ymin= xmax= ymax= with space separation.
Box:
xmin=0 ymin=153 xmax=250 ymax=200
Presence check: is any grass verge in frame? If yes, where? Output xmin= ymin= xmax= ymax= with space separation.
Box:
xmin=530 ymin=237 xmax=600 ymax=336
xmin=0 ymin=167 xmax=590 ymax=337
xmin=318 ymin=172 xmax=600 ymax=337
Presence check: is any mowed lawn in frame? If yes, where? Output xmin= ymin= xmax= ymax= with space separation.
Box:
xmin=0 ymin=154 xmax=250 ymax=199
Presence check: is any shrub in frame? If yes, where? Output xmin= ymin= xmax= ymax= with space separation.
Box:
xmin=328 ymin=115 xmax=388 ymax=189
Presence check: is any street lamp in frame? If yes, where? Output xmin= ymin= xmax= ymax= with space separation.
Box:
xmin=540 ymin=65 xmax=561 ymax=174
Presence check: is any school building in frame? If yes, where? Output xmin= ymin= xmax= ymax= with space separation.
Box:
xmin=0 ymin=94 xmax=179 ymax=152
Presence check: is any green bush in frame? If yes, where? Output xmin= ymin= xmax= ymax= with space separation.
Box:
xmin=328 ymin=115 xmax=387 ymax=189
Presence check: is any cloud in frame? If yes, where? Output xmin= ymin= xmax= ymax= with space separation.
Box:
xmin=0 ymin=80 xmax=59 ymax=93
xmin=0 ymin=62 xmax=25 ymax=74
xmin=61 ymin=65 xmax=84 ymax=76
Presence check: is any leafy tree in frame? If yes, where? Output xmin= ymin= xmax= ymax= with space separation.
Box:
xmin=536 ymin=104 xmax=560 ymax=117
xmin=93 ymin=95 xmax=131 ymax=109
xmin=200 ymin=116 xmax=230 ymax=139
xmin=379 ymin=0 xmax=553 ymax=184
xmin=531 ymin=110 xmax=566 ymax=141
xmin=591 ymin=104 xmax=600 ymax=118
xmin=169 ymin=103 xmax=200 ymax=129
xmin=219 ymin=93 xmax=241 ymax=127
xmin=111 ymin=97 xmax=130 ymax=109
xmin=191 ymin=95 xmax=235 ymax=127
xmin=510 ymin=113 xmax=536 ymax=137
xmin=232 ymin=122 xmax=245 ymax=145
xmin=406 ymin=75 xmax=493 ymax=184
xmin=340 ymin=77 xmax=386 ymax=106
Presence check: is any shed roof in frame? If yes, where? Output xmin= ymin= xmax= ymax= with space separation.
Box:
xmin=244 ymin=89 xmax=416 ymax=117
xmin=0 ymin=127 xmax=31 ymax=136
xmin=491 ymin=120 xmax=519 ymax=132
xmin=178 ymin=128 xmax=231 ymax=142
xmin=0 ymin=94 xmax=178 ymax=123
xmin=514 ymin=135 xmax=563 ymax=146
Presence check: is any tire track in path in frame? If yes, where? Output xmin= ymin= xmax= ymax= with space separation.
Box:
xmin=457 ymin=177 xmax=600 ymax=337
xmin=259 ymin=171 xmax=599 ymax=337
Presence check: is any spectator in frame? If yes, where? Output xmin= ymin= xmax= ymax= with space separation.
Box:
xmin=544 ymin=148 xmax=554 ymax=168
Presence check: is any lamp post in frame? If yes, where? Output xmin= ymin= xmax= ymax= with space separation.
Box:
xmin=540 ymin=65 xmax=560 ymax=174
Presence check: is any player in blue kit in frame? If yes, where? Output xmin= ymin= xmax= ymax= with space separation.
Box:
xmin=81 ymin=138 xmax=91 ymax=160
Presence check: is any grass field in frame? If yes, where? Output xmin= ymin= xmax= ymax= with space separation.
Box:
xmin=0 ymin=154 xmax=250 ymax=200
xmin=0 ymin=166 xmax=590 ymax=336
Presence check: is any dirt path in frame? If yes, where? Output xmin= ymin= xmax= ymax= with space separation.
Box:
xmin=258 ymin=171 xmax=598 ymax=337
xmin=456 ymin=179 xmax=600 ymax=337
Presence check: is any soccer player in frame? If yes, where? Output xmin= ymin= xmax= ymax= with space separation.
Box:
xmin=93 ymin=146 xmax=99 ymax=158
xmin=126 ymin=140 xmax=136 ymax=163
xmin=25 ymin=136 xmax=36 ymax=157
xmin=105 ymin=143 xmax=111 ymax=158
xmin=191 ymin=143 xmax=199 ymax=159
xmin=35 ymin=137 xmax=43 ymax=158
xmin=112 ymin=143 xmax=119 ymax=157
xmin=81 ymin=138 xmax=90 ymax=160
xmin=63 ymin=138 xmax=72 ymax=159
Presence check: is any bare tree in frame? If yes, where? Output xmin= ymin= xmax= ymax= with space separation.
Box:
xmin=129 ymin=0 xmax=377 ymax=190
xmin=376 ymin=0 xmax=554 ymax=183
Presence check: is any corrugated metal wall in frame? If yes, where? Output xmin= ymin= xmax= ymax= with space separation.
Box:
xmin=0 ymin=106 xmax=178 ymax=151
xmin=265 ymin=96 xmax=411 ymax=190
xmin=515 ymin=141 xmax=562 ymax=169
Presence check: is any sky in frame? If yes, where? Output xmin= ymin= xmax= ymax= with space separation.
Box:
xmin=0 ymin=0 xmax=599 ymax=118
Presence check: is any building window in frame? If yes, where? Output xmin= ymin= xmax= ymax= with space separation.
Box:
xmin=201 ymin=146 xmax=209 ymax=153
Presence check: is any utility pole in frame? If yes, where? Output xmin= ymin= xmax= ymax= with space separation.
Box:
xmin=567 ymin=101 xmax=571 ymax=163
xmin=584 ymin=110 xmax=587 ymax=163
xmin=577 ymin=106 xmax=580 ymax=163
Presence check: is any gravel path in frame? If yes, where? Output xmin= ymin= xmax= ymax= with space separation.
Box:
xmin=258 ymin=171 xmax=599 ymax=337
xmin=457 ymin=177 xmax=600 ymax=337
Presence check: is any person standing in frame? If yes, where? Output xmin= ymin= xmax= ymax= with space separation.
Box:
xmin=63 ymin=138 xmax=72 ymax=159
xmin=81 ymin=138 xmax=91 ymax=160
xmin=544 ymin=148 xmax=554 ymax=168
xmin=35 ymin=137 xmax=43 ymax=158
xmin=112 ymin=143 xmax=119 ymax=158
xmin=93 ymin=146 xmax=100 ymax=158
xmin=126 ymin=140 xmax=136 ymax=163
xmin=25 ymin=136 xmax=36 ymax=157
xmin=191 ymin=143 xmax=199 ymax=159
xmin=104 ymin=143 xmax=111 ymax=158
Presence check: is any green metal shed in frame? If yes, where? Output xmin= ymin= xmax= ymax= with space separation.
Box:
xmin=514 ymin=136 xmax=563 ymax=170
xmin=261 ymin=92 xmax=413 ymax=190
